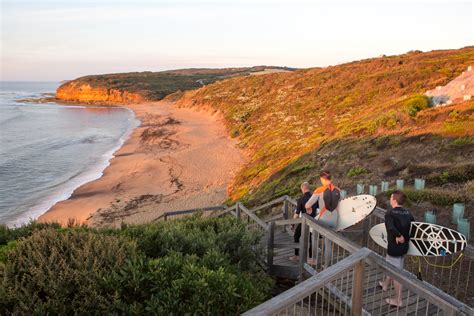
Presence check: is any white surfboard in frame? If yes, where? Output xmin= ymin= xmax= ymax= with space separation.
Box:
xmin=327 ymin=195 xmax=376 ymax=232
xmin=369 ymin=222 xmax=467 ymax=256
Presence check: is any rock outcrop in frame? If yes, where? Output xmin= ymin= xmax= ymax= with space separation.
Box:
xmin=56 ymin=81 xmax=145 ymax=104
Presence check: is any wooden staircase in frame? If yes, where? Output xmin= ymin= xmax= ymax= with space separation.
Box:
xmin=155 ymin=195 xmax=474 ymax=315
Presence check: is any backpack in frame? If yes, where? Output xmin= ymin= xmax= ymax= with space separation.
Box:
xmin=323 ymin=187 xmax=341 ymax=212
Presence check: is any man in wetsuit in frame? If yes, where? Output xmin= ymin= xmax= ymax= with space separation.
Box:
xmin=305 ymin=171 xmax=341 ymax=229
xmin=289 ymin=182 xmax=318 ymax=263
xmin=379 ymin=190 xmax=414 ymax=307
xmin=303 ymin=171 xmax=341 ymax=268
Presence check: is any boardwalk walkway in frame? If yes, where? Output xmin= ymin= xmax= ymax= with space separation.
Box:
xmin=157 ymin=195 xmax=473 ymax=315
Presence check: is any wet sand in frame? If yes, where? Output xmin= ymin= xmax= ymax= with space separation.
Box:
xmin=38 ymin=101 xmax=244 ymax=227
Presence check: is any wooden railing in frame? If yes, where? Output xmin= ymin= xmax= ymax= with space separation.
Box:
xmin=243 ymin=248 xmax=373 ymax=316
xmin=247 ymin=245 xmax=469 ymax=315
xmin=352 ymin=207 xmax=474 ymax=306
xmin=237 ymin=202 xmax=269 ymax=232
xmin=153 ymin=205 xmax=227 ymax=221
xmin=259 ymin=214 xmax=471 ymax=316
xmin=153 ymin=195 xmax=473 ymax=314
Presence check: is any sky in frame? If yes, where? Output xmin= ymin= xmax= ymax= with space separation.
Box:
xmin=1 ymin=0 xmax=473 ymax=81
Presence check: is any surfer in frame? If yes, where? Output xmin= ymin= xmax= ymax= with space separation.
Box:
xmin=289 ymin=182 xmax=318 ymax=263
xmin=379 ymin=190 xmax=414 ymax=307
xmin=305 ymin=171 xmax=341 ymax=229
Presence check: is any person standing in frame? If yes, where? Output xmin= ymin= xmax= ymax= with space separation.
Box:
xmin=289 ymin=182 xmax=318 ymax=262
xmin=305 ymin=171 xmax=341 ymax=229
xmin=379 ymin=190 xmax=414 ymax=307
xmin=303 ymin=171 xmax=341 ymax=269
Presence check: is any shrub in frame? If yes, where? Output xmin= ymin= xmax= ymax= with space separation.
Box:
xmin=231 ymin=128 xmax=240 ymax=138
xmin=105 ymin=252 xmax=272 ymax=314
xmin=0 ymin=221 xmax=61 ymax=245
xmin=0 ymin=241 xmax=16 ymax=263
xmin=1 ymin=229 xmax=140 ymax=314
xmin=386 ymin=188 xmax=467 ymax=206
xmin=427 ymin=164 xmax=474 ymax=185
xmin=347 ymin=166 xmax=370 ymax=177
xmin=451 ymin=136 xmax=474 ymax=147
xmin=0 ymin=217 xmax=272 ymax=314
xmin=466 ymin=181 xmax=474 ymax=193
xmin=117 ymin=216 xmax=264 ymax=272
xmin=404 ymin=94 xmax=431 ymax=117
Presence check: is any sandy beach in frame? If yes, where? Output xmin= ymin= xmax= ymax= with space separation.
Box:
xmin=38 ymin=101 xmax=244 ymax=227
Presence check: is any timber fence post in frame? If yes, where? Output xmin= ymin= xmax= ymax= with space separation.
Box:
xmin=324 ymin=236 xmax=332 ymax=269
xmin=299 ymin=217 xmax=309 ymax=282
xmin=362 ymin=217 xmax=369 ymax=247
xmin=283 ymin=198 xmax=289 ymax=220
xmin=351 ymin=258 xmax=365 ymax=316
xmin=267 ymin=221 xmax=275 ymax=274
xmin=236 ymin=203 xmax=241 ymax=219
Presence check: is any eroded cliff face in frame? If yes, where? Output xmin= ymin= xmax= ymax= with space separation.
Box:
xmin=56 ymin=82 xmax=145 ymax=104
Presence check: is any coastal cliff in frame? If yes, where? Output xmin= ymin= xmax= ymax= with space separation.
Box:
xmin=56 ymin=81 xmax=145 ymax=104
xmin=55 ymin=67 xmax=293 ymax=104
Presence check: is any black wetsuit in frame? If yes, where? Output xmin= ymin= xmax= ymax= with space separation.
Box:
xmin=385 ymin=206 xmax=414 ymax=257
xmin=294 ymin=192 xmax=318 ymax=256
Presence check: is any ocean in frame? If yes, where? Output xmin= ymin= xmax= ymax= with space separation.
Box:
xmin=0 ymin=82 xmax=138 ymax=227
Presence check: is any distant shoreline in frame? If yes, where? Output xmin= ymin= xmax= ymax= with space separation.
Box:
xmin=17 ymin=95 xmax=130 ymax=107
xmin=38 ymin=100 xmax=244 ymax=227
xmin=1 ymin=84 xmax=138 ymax=227
xmin=10 ymin=105 xmax=138 ymax=227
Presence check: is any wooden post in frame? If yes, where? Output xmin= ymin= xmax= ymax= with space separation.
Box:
xmin=282 ymin=199 xmax=290 ymax=232
xmin=311 ymin=230 xmax=317 ymax=264
xmin=267 ymin=221 xmax=275 ymax=274
xmin=299 ymin=218 xmax=309 ymax=281
xmin=236 ymin=203 xmax=241 ymax=219
xmin=164 ymin=214 xmax=168 ymax=221
xmin=283 ymin=199 xmax=289 ymax=220
xmin=324 ymin=237 xmax=332 ymax=269
xmin=351 ymin=259 xmax=365 ymax=316
xmin=362 ymin=217 xmax=369 ymax=247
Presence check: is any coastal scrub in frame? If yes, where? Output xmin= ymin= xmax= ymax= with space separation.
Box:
xmin=0 ymin=216 xmax=272 ymax=314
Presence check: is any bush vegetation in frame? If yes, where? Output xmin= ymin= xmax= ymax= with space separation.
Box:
xmin=0 ymin=216 xmax=272 ymax=314
xmin=385 ymin=188 xmax=468 ymax=206
xmin=0 ymin=221 xmax=60 ymax=245
xmin=427 ymin=164 xmax=474 ymax=185
xmin=404 ymin=94 xmax=431 ymax=117
xmin=347 ymin=167 xmax=370 ymax=177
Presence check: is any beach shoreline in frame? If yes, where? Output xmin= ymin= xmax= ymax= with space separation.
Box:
xmin=38 ymin=101 xmax=244 ymax=227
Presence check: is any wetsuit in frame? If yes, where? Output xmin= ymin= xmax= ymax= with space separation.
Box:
xmin=306 ymin=183 xmax=340 ymax=228
xmin=294 ymin=191 xmax=318 ymax=256
xmin=385 ymin=206 xmax=414 ymax=267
